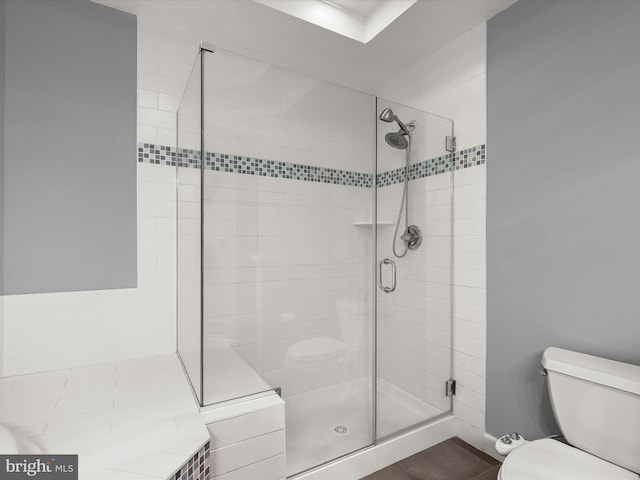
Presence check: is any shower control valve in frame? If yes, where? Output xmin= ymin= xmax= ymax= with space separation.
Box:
xmin=401 ymin=225 xmax=422 ymax=251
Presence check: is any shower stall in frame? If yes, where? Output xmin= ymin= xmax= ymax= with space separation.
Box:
xmin=177 ymin=45 xmax=454 ymax=477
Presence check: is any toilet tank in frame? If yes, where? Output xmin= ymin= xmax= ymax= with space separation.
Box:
xmin=542 ymin=347 xmax=640 ymax=473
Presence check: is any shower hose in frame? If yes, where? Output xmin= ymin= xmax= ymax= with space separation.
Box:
xmin=392 ymin=135 xmax=411 ymax=258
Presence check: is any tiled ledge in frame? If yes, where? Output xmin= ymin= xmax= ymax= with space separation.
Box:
xmin=0 ymin=354 xmax=209 ymax=479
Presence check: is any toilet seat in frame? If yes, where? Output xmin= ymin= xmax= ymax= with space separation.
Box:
xmin=499 ymin=439 xmax=639 ymax=480
xmin=285 ymin=336 xmax=347 ymax=362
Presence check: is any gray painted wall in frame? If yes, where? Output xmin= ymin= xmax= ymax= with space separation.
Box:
xmin=487 ymin=0 xmax=640 ymax=439
xmin=2 ymin=0 xmax=136 ymax=294
xmin=0 ymin=0 xmax=5 ymax=376
xmin=0 ymin=0 xmax=5 ymax=295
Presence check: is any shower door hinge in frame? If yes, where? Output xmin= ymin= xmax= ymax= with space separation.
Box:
xmin=445 ymin=379 xmax=457 ymax=397
xmin=446 ymin=136 xmax=456 ymax=153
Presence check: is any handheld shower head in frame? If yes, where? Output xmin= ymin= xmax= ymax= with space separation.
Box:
xmin=379 ymin=108 xmax=417 ymax=149
xmin=379 ymin=108 xmax=396 ymax=123
xmin=378 ymin=108 xmax=413 ymax=135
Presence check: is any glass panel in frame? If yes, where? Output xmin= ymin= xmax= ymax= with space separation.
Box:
xmin=201 ymin=49 xmax=375 ymax=476
xmin=375 ymin=98 xmax=453 ymax=439
xmin=176 ymin=52 xmax=203 ymax=405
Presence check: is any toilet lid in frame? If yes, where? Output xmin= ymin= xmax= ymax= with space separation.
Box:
xmin=286 ymin=336 xmax=347 ymax=361
xmin=500 ymin=439 xmax=638 ymax=480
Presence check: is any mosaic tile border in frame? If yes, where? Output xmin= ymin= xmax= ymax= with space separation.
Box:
xmin=205 ymin=152 xmax=371 ymax=187
xmin=172 ymin=442 xmax=210 ymax=480
xmin=137 ymin=143 xmax=371 ymax=187
xmin=137 ymin=144 xmax=199 ymax=168
xmin=376 ymin=144 xmax=486 ymax=187
xmin=137 ymin=143 xmax=486 ymax=188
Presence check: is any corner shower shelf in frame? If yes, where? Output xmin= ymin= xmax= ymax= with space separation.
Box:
xmin=352 ymin=221 xmax=394 ymax=227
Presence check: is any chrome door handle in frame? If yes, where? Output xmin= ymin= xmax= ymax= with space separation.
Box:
xmin=378 ymin=258 xmax=396 ymax=293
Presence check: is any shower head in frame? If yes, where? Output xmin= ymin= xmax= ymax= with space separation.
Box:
xmin=383 ymin=120 xmax=416 ymax=150
xmin=378 ymin=108 xmax=413 ymax=136
xmin=378 ymin=108 xmax=396 ymax=123
xmin=385 ymin=131 xmax=409 ymax=150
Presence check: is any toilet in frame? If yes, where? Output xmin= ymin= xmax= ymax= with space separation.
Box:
xmin=498 ymin=347 xmax=640 ymax=479
xmin=283 ymin=299 xmax=367 ymax=370
xmin=283 ymin=335 xmax=348 ymax=368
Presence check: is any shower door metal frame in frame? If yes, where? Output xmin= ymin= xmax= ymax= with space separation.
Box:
xmin=197 ymin=44 xmax=207 ymax=408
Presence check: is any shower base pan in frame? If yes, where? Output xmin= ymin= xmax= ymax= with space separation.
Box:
xmin=286 ymin=377 xmax=447 ymax=477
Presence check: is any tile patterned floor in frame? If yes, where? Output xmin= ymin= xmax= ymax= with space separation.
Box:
xmin=361 ymin=437 xmax=501 ymax=480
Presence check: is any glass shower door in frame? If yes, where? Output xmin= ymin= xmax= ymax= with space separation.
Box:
xmin=199 ymin=48 xmax=376 ymax=476
xmin=176 ymin=50 xmax=203 ymax=405
xmin=375 ymin=98 xmax=454 ymax=439
xmin=175 ymin=46 xmax=456 ymax=476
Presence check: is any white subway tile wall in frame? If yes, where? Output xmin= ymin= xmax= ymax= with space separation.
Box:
xmin=176 ymin=53 xmax=204 ymax=402
xmin=205 ymin=398 xmax=286 ymax=480
xmin=377 ymin=22 xmax=488 ymax=448
xmin=452 ymin=164 xmax=487 ymax=445
xmin=377 ymin=171 xmax=453 ymax=415
xmin=191 ymin=47 xmax=375 ymax=405
xmin=177 ymin=164 xmax=203 ymax=401
xmin=376 ymin=23 xmax=487 ymax=151
xmin=2 ymin=163 xmax=177 ymax=376
xmin=201 ymin=171 xmax=372 ymax=400
xmin=137 ymin=18 xmax=200 ymax=148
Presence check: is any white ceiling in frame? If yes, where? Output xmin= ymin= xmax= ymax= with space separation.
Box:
xmin=331 ymin=0 xmax=386 ymax=18
xmin=95 ymin=0 xmax=516 ymax=93
xmin=254 ymin=0 xmax=417 ymax=44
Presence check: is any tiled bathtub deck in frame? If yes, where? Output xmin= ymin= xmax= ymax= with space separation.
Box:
xmin=0 ymin=354 xmax=209 ymax=479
